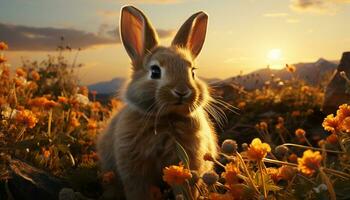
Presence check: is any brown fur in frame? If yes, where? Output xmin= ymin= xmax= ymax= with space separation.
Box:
xmin=97 ymin=5 xmax=218 ymax=200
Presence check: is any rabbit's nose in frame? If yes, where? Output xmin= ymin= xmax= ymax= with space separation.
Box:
xmin=172 ymin=89 xmax=191 ymax=98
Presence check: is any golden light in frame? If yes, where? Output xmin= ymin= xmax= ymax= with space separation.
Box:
xmin=267 ymin=49 xmax=282 ymax=61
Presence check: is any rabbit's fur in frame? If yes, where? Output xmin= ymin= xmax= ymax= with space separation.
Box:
xmin=97 ymin=5 xmax=218 ymax=200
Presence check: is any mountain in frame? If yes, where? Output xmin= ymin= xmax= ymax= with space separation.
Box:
xmin=220 ymin=58 xmax=338 ymax=90
xmin=87 ymin=58 xmax=338 ymax=94
xmin=88 ymin=77 xmax=125 ymax=94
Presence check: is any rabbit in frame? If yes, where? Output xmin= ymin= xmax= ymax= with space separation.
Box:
xmin=97 ymin=5 xmax=218 ymax=200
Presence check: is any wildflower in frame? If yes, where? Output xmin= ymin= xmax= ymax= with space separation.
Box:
xmin=278 ymin=165 xmax=296 ymax=181
xmin=79 ymin=86 xmax=89 ymax=96
xmin=326 ymin=133 xmax=338 ymax=144
xmin=322 ymin=114 xmax=340 ymax=133
xmin=162 ymin=164 xmax=192 ymax=185
xmin=221 ymin=139 xmax=238 ymax=154
xmin=44 ymin=100 xmax=59 ymax=109
xmin=90 ymin=102 xmax=101 ymax=112
xmin=15 ymin=109 xmax=38 ymax=128
xmin=74 ymin=94 xmax=89 ymax=106
xmin=29 ymin=97 xmax=49 ymax=107
xmin=295 ymin=128 xmax=306 ymax=137
xmin=202 ymin=171 xmax=219 ymax=185
xmin=189 ymin=170 xmax=199 ymax=185
xmin=0 ymin=42 xmax=8 ymax=50
xmin=340 ymin=116 xmax=350 ymax=133
xmin=31 ymin=71 xmax=40 ymax=81
xmin=301 ymin=86 xmax=310 ymax=93
xmin=0 ymin=55 xmax=7 ymax=64
xmin=87 ymin=119 xmax=98 ymax=130
xmin=27 ymin=81 xmax=38 ymax=90
xmin=298 ymin=150 xmax=322 ymax=176
xmin=337 ymin=104 xmax=350 ymax=121
xmin=58 ymin=96 xmax=69 ymax=104
xmin=266 ymin=167 xmax=281 ymax=183
xmin=247 ymin=138 xmax=271 ymax=161
xmin=16 ymin=68 xmax=27 ymax=77
xmin=70 ymin=116 xmax=81 ymax=128
xmin=221 ymin=162 xmax=240 ymax=185
xmin=209 ymin=193 xmax=234 ymax=200
xmin=42 ymin=148 xmax=51 ymax=159
xmin=14 ymin=76 xmax=28 ymax=87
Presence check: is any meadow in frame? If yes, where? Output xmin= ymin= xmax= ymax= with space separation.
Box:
xmin=0 ymin=41 xmax=350 ymax=200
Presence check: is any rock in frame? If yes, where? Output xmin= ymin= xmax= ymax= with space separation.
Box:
xmin=5 ymin=159 xmax=69 ymax=200
xmin=323 ymin=52 xmax=350 ymax=114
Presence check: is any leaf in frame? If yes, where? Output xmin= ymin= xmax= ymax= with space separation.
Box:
xmin=175 ymin=140 xmax=190 ymax=169
xmin=255 ymin=171 xmax=282 ymax=193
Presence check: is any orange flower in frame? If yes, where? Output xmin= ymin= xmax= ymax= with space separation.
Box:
xmin=295 ymin=128 xmax=306 ymax=137
xmin=16 ymin=68 xmax=27 ymax=77
xmin=87 ymin=119 xmax=98 ymax=130
xmin=301 ymin=86 xmax=310 ymax=93
xmin=0 ymin=42 xmax=8 ymax=50
xmin=31 ymin=71 xmax=40 ymax=81
xmin=70 ymin=117 xmax=81 ymax=128
xmin=297 ymin=150 xmax=322 ymax=176
xmin=337 ymin=104 xmax=350 ymax=121
xmin=247 ymin=138 xmax=271 ymax=161
xmin=221 ymin=162 xmax=240 ymax=185
xmin=0 ymin=55 xmax=7 ymax=64
xmin=266 ymin=167 xmax=281 ymax=183
xmin=42 ymin=147 xmax=51 ymax=159
xmin=44 ymin=100 xmax=59 ymax=109
xmin=15 ymin=109 xmax=38 ymax=129
xmin=29 ymin=97 xmax=49 ymax=107
xmin=322 ymin=114 xmax=340 ymax=133
xmin=58 ymin=96 xmax=69 ymax=104
xmin=326 ymin=133 xmax=338 ymax=144
xmin=79 ymin=86 xmax=89 ymax=96
xmin=340 ymin=117 xmax=350 ymax=133
xmin=209 ymin=193 xmax=234 ymax=200
xmin=162 ymin=164 xmax=192 ymax=186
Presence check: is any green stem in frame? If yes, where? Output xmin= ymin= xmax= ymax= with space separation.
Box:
xmin=282 ymin=143 xmax=344 ymax=154
xmin=235 ymin=152 xmax=260 ymax=195
xmin=259 ymin=161 xmax=267 ymax=199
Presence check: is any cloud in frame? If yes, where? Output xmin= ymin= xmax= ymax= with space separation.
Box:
xmin=263 ymin=13 xmax=289 ymax=17
xmin=290 ymin=0 xmax=350 ymax=13
xmin=0 ymin=23 xmax=174 ymax=51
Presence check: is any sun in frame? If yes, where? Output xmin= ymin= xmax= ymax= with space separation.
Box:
xmin=267 ymin=49 xmax=282 ymax=61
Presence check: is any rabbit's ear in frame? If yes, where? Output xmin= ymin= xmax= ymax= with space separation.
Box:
xmin=120 ymin=6 xmax=159 ymax=62
xmin=172 ymin=11 xmax=208 ymax=59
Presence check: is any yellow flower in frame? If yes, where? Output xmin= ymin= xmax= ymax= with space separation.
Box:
xmin=247 ymin=138 xmax=271 ymax=161
xmin=322 ymin=114 xmax=340 ymax=133
xmin=295 ymin=128 xmax=306 ymax=137
xmin=0 ymin=42 xmax=8 ymax=50
xmin=221 ymin=162 xmax=240 ymax=185
xmin=15 ymin=109 xmax=38 ymax=129
xmin=297 ymin=150 xmax=322 ymax=176
xmin=162 ymin=164 xmax=192 ymax=186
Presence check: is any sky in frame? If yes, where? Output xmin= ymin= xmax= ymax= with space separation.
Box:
xmin=0 ymin=0 xmax=350 ymax=85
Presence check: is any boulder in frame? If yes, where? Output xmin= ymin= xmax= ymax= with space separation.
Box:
xmin=323 ymin=52 xmax=350 ymax=114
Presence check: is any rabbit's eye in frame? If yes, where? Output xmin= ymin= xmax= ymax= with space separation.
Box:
xmin=192 ymin=67 xmax=197 ymax=79
xmin=150 ymin=65 xmax=161 ymax=79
